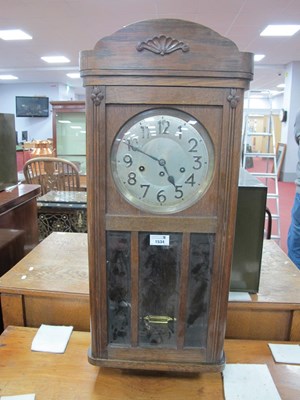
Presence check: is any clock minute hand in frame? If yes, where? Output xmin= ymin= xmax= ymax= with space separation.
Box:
xmin=127 ymin=143 xmax=160 ymax=162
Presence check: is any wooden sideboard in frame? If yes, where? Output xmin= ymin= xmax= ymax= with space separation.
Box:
xmin=0 ymin=184 xmax=40 ymax=332
xmin=0 ymin=184 xmax=40 ymax=256
xmin=0 ymin=326 xmax=299 ymax=399
xmin=0 ymin=232 xmax=299 ymax=341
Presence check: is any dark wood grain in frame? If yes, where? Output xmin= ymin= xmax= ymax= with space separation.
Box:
xmin=77 ymin=19 xmax=253 ymax=371
xmin=0 ymin=184 xmax=40 ymax=254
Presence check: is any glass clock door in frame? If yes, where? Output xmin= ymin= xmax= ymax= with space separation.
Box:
xmin=138 ymin=232 xmax=181 ymax=347
xmin=106 ymin=231 xmax=214 ymax=353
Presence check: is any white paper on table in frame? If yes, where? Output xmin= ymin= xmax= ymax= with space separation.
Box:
xmin=268 ymin=343 xmax=300 ymax=364
xmin=31 ymin=324 xmax=73 ymax=353
xmin=0 ymin=395 xmax=35 ymax=400
xmin=228 ymin=291 xmax=252 ymax=301
xmin=222 ymin=364 xmax=281 ymax=400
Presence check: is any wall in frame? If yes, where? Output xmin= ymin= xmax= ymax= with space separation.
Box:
xmin=0 ymin=82 xmax=76 ymax=143
xmin=243 ymin=91 xmax=283 ymax=151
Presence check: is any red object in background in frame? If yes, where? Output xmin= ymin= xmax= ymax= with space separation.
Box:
xmin=16 ymin=150 xmax=31 ymax=172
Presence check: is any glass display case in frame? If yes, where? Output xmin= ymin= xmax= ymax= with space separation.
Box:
xmin=51 ymin=101 xmax=86 ymax=174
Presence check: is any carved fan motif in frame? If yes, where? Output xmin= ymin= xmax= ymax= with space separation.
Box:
xmin=137 ymin=35 xmax=189 ymax=56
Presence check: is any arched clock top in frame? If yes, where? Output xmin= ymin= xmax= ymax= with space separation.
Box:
xmin=80 ymin=19 xmax=253 ymax=86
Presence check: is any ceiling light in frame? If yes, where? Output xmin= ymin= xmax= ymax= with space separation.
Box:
xmin=260 ymin=25 xmax=300 ymax=36
xmin=66 ymin=73 xmax=80 ymax=79
xmin=277 ymin=83 xmax=285 ymax=88
xmin=0 ymin=74 xmax=18 ymax=80
xmin=0 ymin=29 xmax=32 ymax=40
xmin=254 ymin=54 xmax=265 ymax=62
xmin=41 ymin=56 xmax=70 ymax=63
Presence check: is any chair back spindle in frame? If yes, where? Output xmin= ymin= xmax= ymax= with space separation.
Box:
xmin=23 ymin=157 xmax=80 ymax=195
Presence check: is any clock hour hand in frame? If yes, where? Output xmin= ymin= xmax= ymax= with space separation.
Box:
xmin=159 ymin=161 xmax=176 ymax=187
xmin=167 ymin=175 xmax=176 ymax=186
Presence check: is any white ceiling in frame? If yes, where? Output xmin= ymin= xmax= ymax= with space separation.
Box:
xmin=1 ymin=0 xmax=300 ymax=96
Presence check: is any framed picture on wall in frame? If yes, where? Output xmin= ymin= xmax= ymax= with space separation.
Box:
xmin=276 ymin=143 xmax=286 ymax=178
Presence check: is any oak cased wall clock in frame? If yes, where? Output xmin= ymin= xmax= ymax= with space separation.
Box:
xmin=80 ymin=19 xmax=253 ymax=372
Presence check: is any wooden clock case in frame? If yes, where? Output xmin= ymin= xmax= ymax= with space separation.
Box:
xmin=80 ymin=19 xmax=253 ymax=372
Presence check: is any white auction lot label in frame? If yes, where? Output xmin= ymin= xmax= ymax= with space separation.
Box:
xmin=150 ymin=234 xmax=170 ymax=246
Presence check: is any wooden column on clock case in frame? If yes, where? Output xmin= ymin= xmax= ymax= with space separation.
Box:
xmin=80 ymin=19 xmax=253 ymax=372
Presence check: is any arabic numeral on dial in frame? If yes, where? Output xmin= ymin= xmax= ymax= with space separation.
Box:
xmin=185 ymin=173 xmax=196 ymax=186
xmin=140 ymin=184 xmax=150 ymax=198
xmin=188 ymin=138 xmax=198 ymax=152
xmin=126 ymin=138 xmax=138 ymax=151
xmin=158 ymin=119 xmax=170 ymax=134
xmin=157 ymin=189 xmax=166 ymax=204
xmin=193 ymin=155 xmax=202 ymax=170
xmin=140 ymin=125 xmax=150 ymax=139
xmin=127 ymin=172 xmax=137 ymax=185
xmin=176 ymin=125 xmax=182 ymax=139
xmin=175 ymin=185 xmax=183 ymax=199
xmin=123 ymin=154 xmax=133 ymax=167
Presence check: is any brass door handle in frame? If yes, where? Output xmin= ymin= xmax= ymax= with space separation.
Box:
xmin=143 ymin=315 xmax=176 ymax=325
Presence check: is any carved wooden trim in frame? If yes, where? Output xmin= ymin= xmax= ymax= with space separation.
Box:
xmin=137 ymin=35 xmax=189 ymax=55
xmin=227 ymin=89 xmax=239 ymax=108
xmin=91 ymin=87 xmax=104 ymax=106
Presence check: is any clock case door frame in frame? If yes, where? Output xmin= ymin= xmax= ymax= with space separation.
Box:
xmin=80 ymin=19 xmax=253 ymax=372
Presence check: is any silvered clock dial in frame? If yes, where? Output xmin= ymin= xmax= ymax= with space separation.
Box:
xmin=111 ymin=108 xmax=214 ymax=214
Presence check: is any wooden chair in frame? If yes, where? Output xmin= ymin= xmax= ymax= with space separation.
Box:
xmin=23 ymin=157 xmax=81 ymax=195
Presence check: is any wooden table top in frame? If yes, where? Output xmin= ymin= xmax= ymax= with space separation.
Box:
xmin=0 ymin=233 xmax=299 ymax=306
xmin=0 ymin=326 xmax=298 ymax=400
xmin=240 ymin=239 xmax=300 ymax=306
xmin=0 ymin=232 xmax=89 ymax=297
